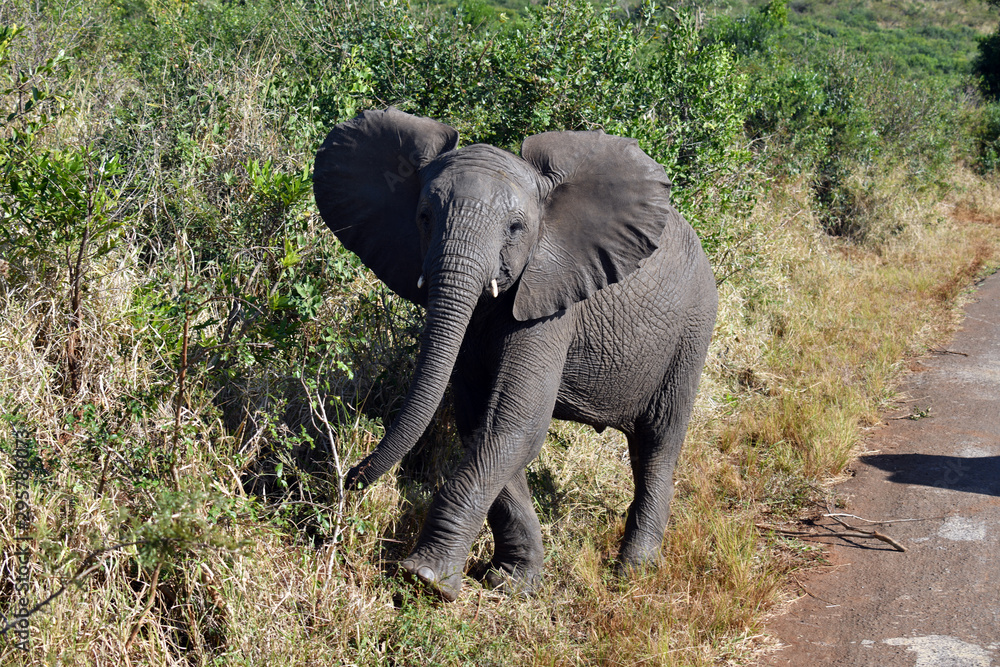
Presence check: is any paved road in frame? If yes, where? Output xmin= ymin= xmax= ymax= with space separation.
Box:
xmin=762 ymin=271 xmax=1000 ymax=666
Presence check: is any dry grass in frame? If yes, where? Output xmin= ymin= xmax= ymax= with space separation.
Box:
xmin=5 ymin=0 xmax=1000 ymax=660
xmin=6 ymin=163 xmax=1000 ymax=665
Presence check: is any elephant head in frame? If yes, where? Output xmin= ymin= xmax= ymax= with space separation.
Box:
xmin=313 ymin=108 xmax=674 ymax=487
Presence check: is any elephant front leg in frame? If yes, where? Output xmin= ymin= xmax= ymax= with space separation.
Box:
xmin=446 ymin=361 xmax=546 ymax=596
xmin=401 ymin=320 xmax=568 ymax=600
xmin=400 ymin=437 xmax=539 ymax=601
xmin=400 ymin=462 xmax=545 ymax=601
xmin=483 ymin=467 xmax=544 ymax=595
xmin=402 ymin=402 xmax=558 ymax=600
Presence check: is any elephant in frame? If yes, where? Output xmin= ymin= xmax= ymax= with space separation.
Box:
xmin=313 ymin=108 xmax=717 ymax=602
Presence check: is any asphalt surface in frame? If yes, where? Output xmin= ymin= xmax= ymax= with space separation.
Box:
xmin=761 ymin=270 xmax=1000 ymax=666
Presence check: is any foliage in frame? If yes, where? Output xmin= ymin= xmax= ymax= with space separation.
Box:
xmin=628 ymin=7 xmax=754 ymax=236
xmin=974 ymin=30 xmax=1000 ymax=99
xmin=704 ymin=0 xmax=788 ymax=58
xmin=1 ymin=0 xmax=998 ymax=664
xmin=720 ymin=4 xmax=969 ymax=241
xmin=974 ymin=0 xmax=1000 ymax=101
xmin=700 ymin=0 xmax=991 ymax=85
xmin=803 ymin=53 xmax=966 ymax=239
xmin=300 ymin=0 xmax=756 ymax=247
xmin=975 ymin=101 xmax=1000 ymax=171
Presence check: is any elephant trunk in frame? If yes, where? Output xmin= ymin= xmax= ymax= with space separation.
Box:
xmin=346 ymin=253 xmax=486 ymax=487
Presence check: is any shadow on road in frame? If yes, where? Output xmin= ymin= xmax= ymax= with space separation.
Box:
xmin=860 ymin=453 xmax=1000 ymax=497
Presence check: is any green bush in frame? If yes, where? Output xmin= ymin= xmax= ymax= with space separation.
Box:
xmin=975 ymin=101 xmax=1000 ymax=172
xmin=976 ymin=30 xmax=1000 ymax=101
xmin=974 ymin=0 xmax=1000 ymax=100
xmin=704 ymin=0 xmax=788 ymax=59
xmin=739 ymin=33 xmax=967 ymax=240
xmin=300 ymin=0 xmax=756 ymax=245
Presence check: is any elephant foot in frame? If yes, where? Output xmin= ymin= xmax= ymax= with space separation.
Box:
xmin=399 ymin=554 xmax=465 ymax=602
xmin=481 ymin=560 xmax=542 ymax=597
xmin=614 ymin=537 xmax=663 ymax=576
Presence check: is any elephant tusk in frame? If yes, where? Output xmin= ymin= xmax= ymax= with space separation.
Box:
xmin=491 ymin=279 xmax=499 ymax=298
xmin=417 ymin=274 xmax=425 ymax=289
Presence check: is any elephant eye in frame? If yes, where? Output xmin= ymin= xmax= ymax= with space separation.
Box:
xmin=417 ymin=209 xmax=431 ymax=232
xmin=508 ymin=217 xmax=525 ymax=235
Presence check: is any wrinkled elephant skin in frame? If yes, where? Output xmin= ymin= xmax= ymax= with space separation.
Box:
xmin=313 ymin=108 xmax=718 ymax=601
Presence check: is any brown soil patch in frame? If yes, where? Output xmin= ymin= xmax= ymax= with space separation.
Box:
xmin=951 ymin=204 xmax=1000 ymax=227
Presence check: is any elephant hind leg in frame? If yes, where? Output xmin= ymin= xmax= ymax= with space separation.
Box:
xmin=616 ymin=406 xmax=690 ymax=569
xmin=617 ymin=325 xmax=711 ymax=570
xmin=480 ymin=468 xmax=545 ymax=595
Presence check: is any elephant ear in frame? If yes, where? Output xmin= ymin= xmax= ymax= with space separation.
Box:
xmin=514 ymin=131 xmax=672 ymax=321
xmin=313 ymin=108 xmax=459 ymax=305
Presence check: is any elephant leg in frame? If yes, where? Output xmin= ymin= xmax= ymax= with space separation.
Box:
xmin=398 ymin=377 xmax=487 ymax=600
xmin=452 ymin=360 xmax=545 ymax=594
xmin=483 ymin=467 xmax=544 ymax=595
xmin=616 ymin=424 xmax=679 ymax=569
xmin=400 ymin=420 xmax=554 ymax=600
xmin=400 ymin=328 xmax=567 ymax=601
xmin=617 ymin=322 xmax=711 ymax=570
xmin=616 ymin=391 xmax=698 ymax=568
xmin=399 ymin=431 xmax=547 ymax=601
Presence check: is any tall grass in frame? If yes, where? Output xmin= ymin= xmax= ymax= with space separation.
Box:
xmin=3 ymin=0 xmax=1000 ymax=664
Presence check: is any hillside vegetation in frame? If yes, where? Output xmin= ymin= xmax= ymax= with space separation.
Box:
xmin=702 ymin=0 xmax=994 ymax=81
xmin=2 ymin=0 xmax=1000 ymax=664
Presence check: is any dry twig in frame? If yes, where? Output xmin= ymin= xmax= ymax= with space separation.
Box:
xmin=757 ymin=518 xmax=907 ymax=552
xmin=825 ymin=514 xmax=907 ymax=551
xmin=929 ymin=348 xmax=968 ymax=356
xmin=822 ymin=513 xmax=938 ymax=525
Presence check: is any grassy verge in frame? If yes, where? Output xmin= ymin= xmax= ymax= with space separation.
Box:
xmin=4 ymin=0 xmax=1000 ymax=664
xmin=4 ymin=168 xmax=998 ymax=665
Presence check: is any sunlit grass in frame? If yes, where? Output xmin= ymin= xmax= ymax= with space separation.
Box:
xmin=5 ymin=0 xmax=1000 ymax=662
xmin=6 ymin=167 xmax=1000 ymax=664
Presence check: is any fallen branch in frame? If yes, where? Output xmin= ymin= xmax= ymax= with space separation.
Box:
xmin=826 ymin=514 xmax=907 ymax=552
xmin=823 ymin=513 xmax=938 ymax=525
xmin=929 ymin=348 xmax=968 ymax=356
xmin=890 ymin=407 xmax=931 ymax=421
xmin=757 ymin=526 xmax=819 ymax=537
xmin=757 ymin=521 xmax=907 ymax=552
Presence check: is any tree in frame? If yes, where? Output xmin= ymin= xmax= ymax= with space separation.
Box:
xmin=973 ymin=0 xmax=1000 ymax=99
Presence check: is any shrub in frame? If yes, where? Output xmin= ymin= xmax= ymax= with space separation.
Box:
xmin=975 ymin=101 xmax=1000 ymax=172
xmin=741 ymin=37 xmax=968 ymax=241
xmin=704 ymin=0 xmax=788 ymax=59
xmin=300 ymin=0 xmax=757 ymax=246
xmin=974 ymin=0 xmax=1000 ymax=100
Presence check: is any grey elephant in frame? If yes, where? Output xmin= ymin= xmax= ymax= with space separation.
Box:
xmin=313 ymin=108 xmax=717 ymax=601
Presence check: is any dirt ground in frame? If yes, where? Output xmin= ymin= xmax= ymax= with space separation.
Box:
xmin=759 ymin=271 xmax=1000 ymax=666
